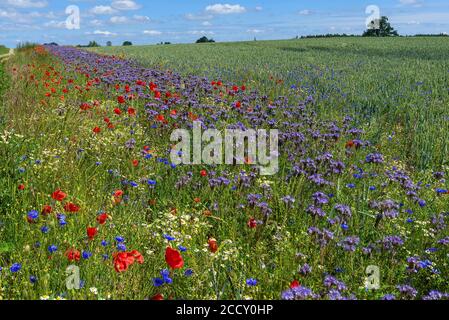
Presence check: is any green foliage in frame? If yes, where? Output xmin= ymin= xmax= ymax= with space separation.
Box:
xmin=123 ymin=41 xmax=133 ymax=46
xmin=196 ymin=36 xmax=215 ymax=43
xmin=363 ymin=16 xmax=399 ymax=37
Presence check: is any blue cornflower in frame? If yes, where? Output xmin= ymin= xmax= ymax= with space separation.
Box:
xmin=40 ymin=226 xmax=49 ymax=234
xmin=246 ymin=278 xmax=258 ymax=286
xmin=147 ymin=179 xmax=157 ymax=186
xmin=115 ymin=236 xmax=125 ymax=243
xmin=101 ymin=240 xmax=109 ymax=247
xmin=117 ymin=243 xmax=127 ymax=251
xmin=418 ymin=199 xmax=426 ymax=207
xmin=82 ymin=251 xmax=92 ymax=260
xmin=341 ymin=223 xmax=349 ymax=230
xmin=130 ymin=181 xmax=138 ymax=187
xmin=184 ymin=269 xmax=194 ymax=277
xmin=10 ymin=263 xmax=21 ymax=273
xmin=346 ymin=183 xmax=356 ymax=189
xmin=30 ymin=275 xmax=37 ymax=284
xmin=27 ymin=210 xmax=39 ymax=220
xmin=178 ymin=245 xmax=187 ymax=252
xmin=369 ymin=186 xmax=376 ymax=191
xmin=152 ymin=277 xmax=164 ymax=287
xmin=164 ymin=234 xmax=175 ymax=241
xmin=48 ymin=245 xmax=58 ymax=253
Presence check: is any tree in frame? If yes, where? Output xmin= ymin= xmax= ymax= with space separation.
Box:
xmin=363 ymin=16 xmax=398 ymax=37
xmin=195 ymin=36 xmax=215 ymax=43
xmin=106 ymin=41 xmax=112 ymax=46
xmin=87 ymin=41 xmax=100 ymax=47
xmin=123 ymin=41 xmax=133 ymax=46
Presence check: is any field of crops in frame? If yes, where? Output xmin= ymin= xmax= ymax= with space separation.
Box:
xmin=0 ymin=37 xmax=449 ymax=300
xmin=0 ymin=46 xmax=9 ymax=56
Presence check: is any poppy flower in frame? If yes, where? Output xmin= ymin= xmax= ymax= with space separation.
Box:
xmin=165 ymin=247 xmax=184 ymax=269
xmin=235 ymin=101 xmax=241 ymax=108
xmin=96 ymin=213 xmax=108 ymax=225
xmin=64 ymin=202 xmax=80 ymax=212
xmin=150 ymin=293 xmax=164 ymax=300
xmin=51 ymin=189 xmax=67 ymax=202
xmin=93 ymin=126 xmax=101 ymax=134
xmin=113 ymin=190 xmax=123 ymax=198
xmin=127 ymin=107 xmax=136 ymax=116
xmin=345 ymin=140 xmax=355 ymax=149
xmin=113 ymin=252 xmax=134 ymax=272
xmin=41 ymin=205 xmax=52 ymax=215
xmin=193 ymin=197 xmax=201 ymax=203
xmin=130 ymin=250 xmax=144 ymax=264
xmin=117 ymin=96 xmax=126 ymax=104
xmin=18 ymin=184 xmax=25 ymax=191
xmin=132 ymin=159 xmax=139 ymax=167
xmin=200 ymin=169 xmax=207 ymax=177
xmin=65 ymin=248 xmax=81 ymax=262
xmin=290 ymin=280 xmax=300 ymax=289
xmin=208 ymin=237 xmax=218 ymax=253
xmin=247 ymin=218 xmax=257 ymax=229
xmin=104 ymin=117 xmax=110 ymax=123
xmin=113 ymin=108 xmax=122 ymax=115
xmin=154 ymin=91 xmax=161 ymax=99
xmin=87 ymin=227 xmax=97 ymax=240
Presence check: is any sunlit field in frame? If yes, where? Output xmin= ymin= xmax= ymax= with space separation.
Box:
xmin=1 ymin=37 xmax=449 ymax=300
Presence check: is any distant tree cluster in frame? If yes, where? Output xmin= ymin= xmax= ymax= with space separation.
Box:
xmin=77 ymin=41 xmax=101 ymax=48
xmin=123 ymin=41 xmax=133 ymax=46
xmin=363 ymin=16 xmax=398 ymax=37
xmin=196 ymin=36 xmax=215 ymax=43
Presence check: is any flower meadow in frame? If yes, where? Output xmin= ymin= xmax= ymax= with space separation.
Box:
xmin=0 ymin=39 xmax=449 ymax=300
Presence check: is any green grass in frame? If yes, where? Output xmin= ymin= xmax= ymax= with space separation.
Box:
xmin=0 ymin=46 xmax=9 ymax=56
xmin=92 ymin=37 xmax=449 ymax=170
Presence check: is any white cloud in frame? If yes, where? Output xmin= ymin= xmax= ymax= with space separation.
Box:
xmin=255 ymin=6 xmax=263 ymax=11
xmin=205 ymin=4 xmax=246 ymax=15
xmin=111 ymin=0 xmax=141 ymax=11
xmin=43 ymin=20 xmax=67 ymax=29
xmin=246 ymin=28 xmax=263 ymax=33
xmin=110 ymin=16 xmax=128 ymax=23
xmin=89 ymin=6 xmax=118 ymax=15
xmin=185 ymin=13 xmax=213 ymax=21
xmin=188 ymin=30 xmax=215 ymax=35
xmin=399 ymin=0 xmax=423 ymax=7
xmin=202 ymin=21 xmax=212 ymax=26
xmin=133 ymin=15 xmax=150 ymax=22
xmin=143 ymin=30 xmax=162 ymax=35
xmin=299 ymin=9 xmax=313 ymax=16
xmin=89 ymin=19 xmax=104 ymax=27
xmin=86 ymin=30 xmax=117 ymax=37
xmin=6 ymin=0 xmax=47 ymax=8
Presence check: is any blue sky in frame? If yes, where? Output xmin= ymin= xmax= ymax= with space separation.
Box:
xmin=1 ymin=0 xmax=449 ymax=47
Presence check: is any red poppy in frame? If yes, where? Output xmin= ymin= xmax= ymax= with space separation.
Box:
xmin=117 ymin=95 xmax=126 ymax=104
xmin=345 ymin=140 xmax=355 ymax=149
xmin=65 ymin=248 xmax=81 ymax=262
xmin=113 ymin=190 xmax=123 ymax=198
xmin=154 ymin=91 xmax=161 ymax=99
xmin=200 ymin=169 xmax=207 ymax=177
xmin=208 ymin=238 xmax=218 ymax=253
xmin=87 ymin=227 xmax=97 ymax=240
xmin=132 ymin=159 xmax=139 ymax=167
xmin=127 ymin=107 xmax=136 ymax=116
xmin=247 ymin=217 xmax=257 ymax=229
xmin=104 ymin=117 xmax=110 ymax=123
xmin=130 ymin=250 xmax=144 ymax=264
xmin=165 ymin=247 xmax=184 ymax=269
xmin=96 ymin=213 xmax=108 ymax=225
xmin=51 ymin=189 xmax=67 ymax=202
xmin=156 ymin=114 xmax=165 ymax=122
xmin=42 ymin=205 xmax=52 ymax=215
xmin=113 ymin=252 xmax=135 ymax=272
xmin=64 ymin=202 xmax=80 ymax=212
xmin=290 ymin=280 xmax=300 ymax=289
xmin=150 ymin=293 xmax=164 ymax=300
xmin=235 ymin=101 xmax=241 ymax=108
xmin=18 ymin=184 xmax=25 ymax=191
xmin=113 ymin=108 xmax=122 ymax=115
xmin=93 ymin=126 xmax=101 ymax=134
